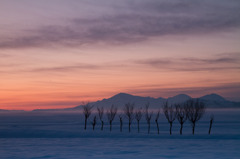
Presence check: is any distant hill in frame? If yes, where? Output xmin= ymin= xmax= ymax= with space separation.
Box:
xmin=0 ymin=109 xmax=25 ymax=112
xmin=65 ymin=93 xmax=240 ymax=111
xmin=167 ymin=94 xmax=191 ymax=104
xmin=199 ymin=93 xmax=240 ymax=108
xmin=66 ymin=93 xmax=165 ymax=110
xmin=200 ymin=93 xmax=226 ymax=101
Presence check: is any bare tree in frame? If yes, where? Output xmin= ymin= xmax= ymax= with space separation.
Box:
xmin=155 ymin=110 xmax=160 ymax=134
xmin=124 ymin=102 xmax=135 ymax=132
xmin=164 ymin=102 xmax=176 ymax=135
xmin=91 ymin=116 xmax=97 ymax=131
xmin=175 ymin=104 xmax=188 ymax=135
xmin=119 ymin=115 xmax=123 ymax=132
xmin=145 ymin=103 xmax=153 ymax=134
xmin=97 ymin=107 xmax=104 ymax=131
xmin=135 ymin=108 xmax=142 ymax=133
xmin=185 ymin=99 xmax=205 ymax=135
xmin=83 ymin=103 xmax=93 ymax=130
xmin=209 ymin=114 xmax=214 ymax=135
xmin=107 ymin=105 xmax=118 ymax=132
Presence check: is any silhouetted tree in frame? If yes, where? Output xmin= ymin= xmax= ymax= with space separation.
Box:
xmin=119 ymin=115 xmax=123 ymax=132
xmin=155 ymin=110 xmax=160 ymax=134
xmin=175 ymin=104 xmax=188 ymax=135
xmin=83 ymin=103 xmax=93 ymax=130
xmin=124 ymin=102 xmax=135 ymax=132
xmin=164 ymin=102 xmax=176 ymax=135
xmin=91 ymin=116 xmax=97 ymax=131
xmin=185 ymin=99 xmax=205 ymax=135
xmin=209 ymin=114 xmax=214 ymax=135
xmin=97 ymin=107 xmax=104 ymax=130
xmin=107 ymin=105 xmax=118 ymax=132
xmin=145 ymin=103 xmax=153 ymax=134
xmin=135 ymin=108 xmax=142 ymax=133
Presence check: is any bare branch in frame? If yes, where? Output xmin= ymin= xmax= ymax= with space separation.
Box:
xmin=82 ymin=103 xmax=94 ymax=130
xmin=155 ymin=109 xmax=160 ymax=134
xmin=185 ymin=99 xmax=205 ymax=135
xmin=164 ymin=101 xmax=176 ymax=135
xmin=97 ymin=107 xmax=104 ymax=120
xmin=106 ymin=105 xmax=118 ymax=131
xmin=124 ymin=102 xmax=135 ymax=132
xmin=175 ymin=103 xmax=188 ymax=135
xmin=145 ymin=102 xmax=153 ymax=134
xmin=97 ymin=107 xmax=104 ymax=130
xmin=135 ymin=108 xmax=142 ymax=121
xmin=135 ymin=108 xmax=142 ymax=133
xmin=145 ymin=102 xmax=153 ymax=122
xmin=155 ymin=110 xmax=160 ymax=121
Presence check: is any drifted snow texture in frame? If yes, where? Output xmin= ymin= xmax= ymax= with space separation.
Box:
xmin=0 ymin=109 xmax=240 ymax=159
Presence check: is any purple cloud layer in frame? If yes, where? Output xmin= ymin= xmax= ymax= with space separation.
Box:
xmin=0 ymin=0 xmax=240 ymax=49
xmin=25 ymin=52 xmax=240 ymax=73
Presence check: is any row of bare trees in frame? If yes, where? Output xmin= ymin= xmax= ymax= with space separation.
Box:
xmin=82 ymin=99 xmax=212 ymax=135
xmin=163 ymin=99 xmax=207 ymax=135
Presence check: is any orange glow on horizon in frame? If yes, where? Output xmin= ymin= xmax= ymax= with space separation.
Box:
xmin=1 ymin=2 xmax=240 ymax=110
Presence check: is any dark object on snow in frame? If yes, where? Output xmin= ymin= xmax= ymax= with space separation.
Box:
xmin=164 ymin=101 xmax=176 ymax=135
xmin=135 ymin=108 xmax=142 ymax=133
xmin=175 ymin=104 xmax=188 ymax=135
xmin=155 ymin=110 xmax=160 ymax=134
xmin=124 ymin=102 xmax=135 ymax=132
xmin=119 ymin=115 xmax=123 ymax=132
xmin=83 ymin=103 xmax=93 ymax=130
xmin=91 ymin=116 xmax=97 ymax=130
xmin=97 ymin=107 xmax=104 ymax=131
xmin=107 ymin=105 xmax=118 ymax=132
xmin=185 ymin=99 xmax=205 ymax=135
xmin=145 ymin=103 xmax=153 ymax=134
xmin=209 ymin=115 xmax=214 ymax=135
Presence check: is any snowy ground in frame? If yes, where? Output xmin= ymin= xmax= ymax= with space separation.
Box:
xmin=0 ymin=109 xmax=240 ymax=159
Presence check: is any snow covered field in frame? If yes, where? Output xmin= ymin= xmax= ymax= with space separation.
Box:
xmin=1 ymin=109 xmax=240 ymax=159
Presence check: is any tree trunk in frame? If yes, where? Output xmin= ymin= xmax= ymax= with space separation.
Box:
xmin=120 ymin=121 xmax=122 ymax=132
xmin=137 ymin=120 xmax=140 ymax=133
xmin=84 ymin=118 xmax=87 ymax=130
xmin=148 ymin=122 xmax=150 ymax=134
xmin=192 ymin=123 xmax=195 ymax=135
xmin=209 ymin=121 xmax=212 ymax=135
xmin=101 ymin=121 xmax=104 ymax=131
xmin=170 ymin=122 xmax=172 ymax=135
xmin=128 ymin=121 xmax=131 ymax=132
xmin=180 ymin=123 xmax=183 ymax=135
xmin=155 ymin=120 xmax=159 ymax=134
xmin=110 ymin=121 xmax=112 ymax=132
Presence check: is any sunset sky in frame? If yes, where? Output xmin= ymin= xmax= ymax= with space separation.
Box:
xmin=0 ymin=0 xmax=240 ymax=110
